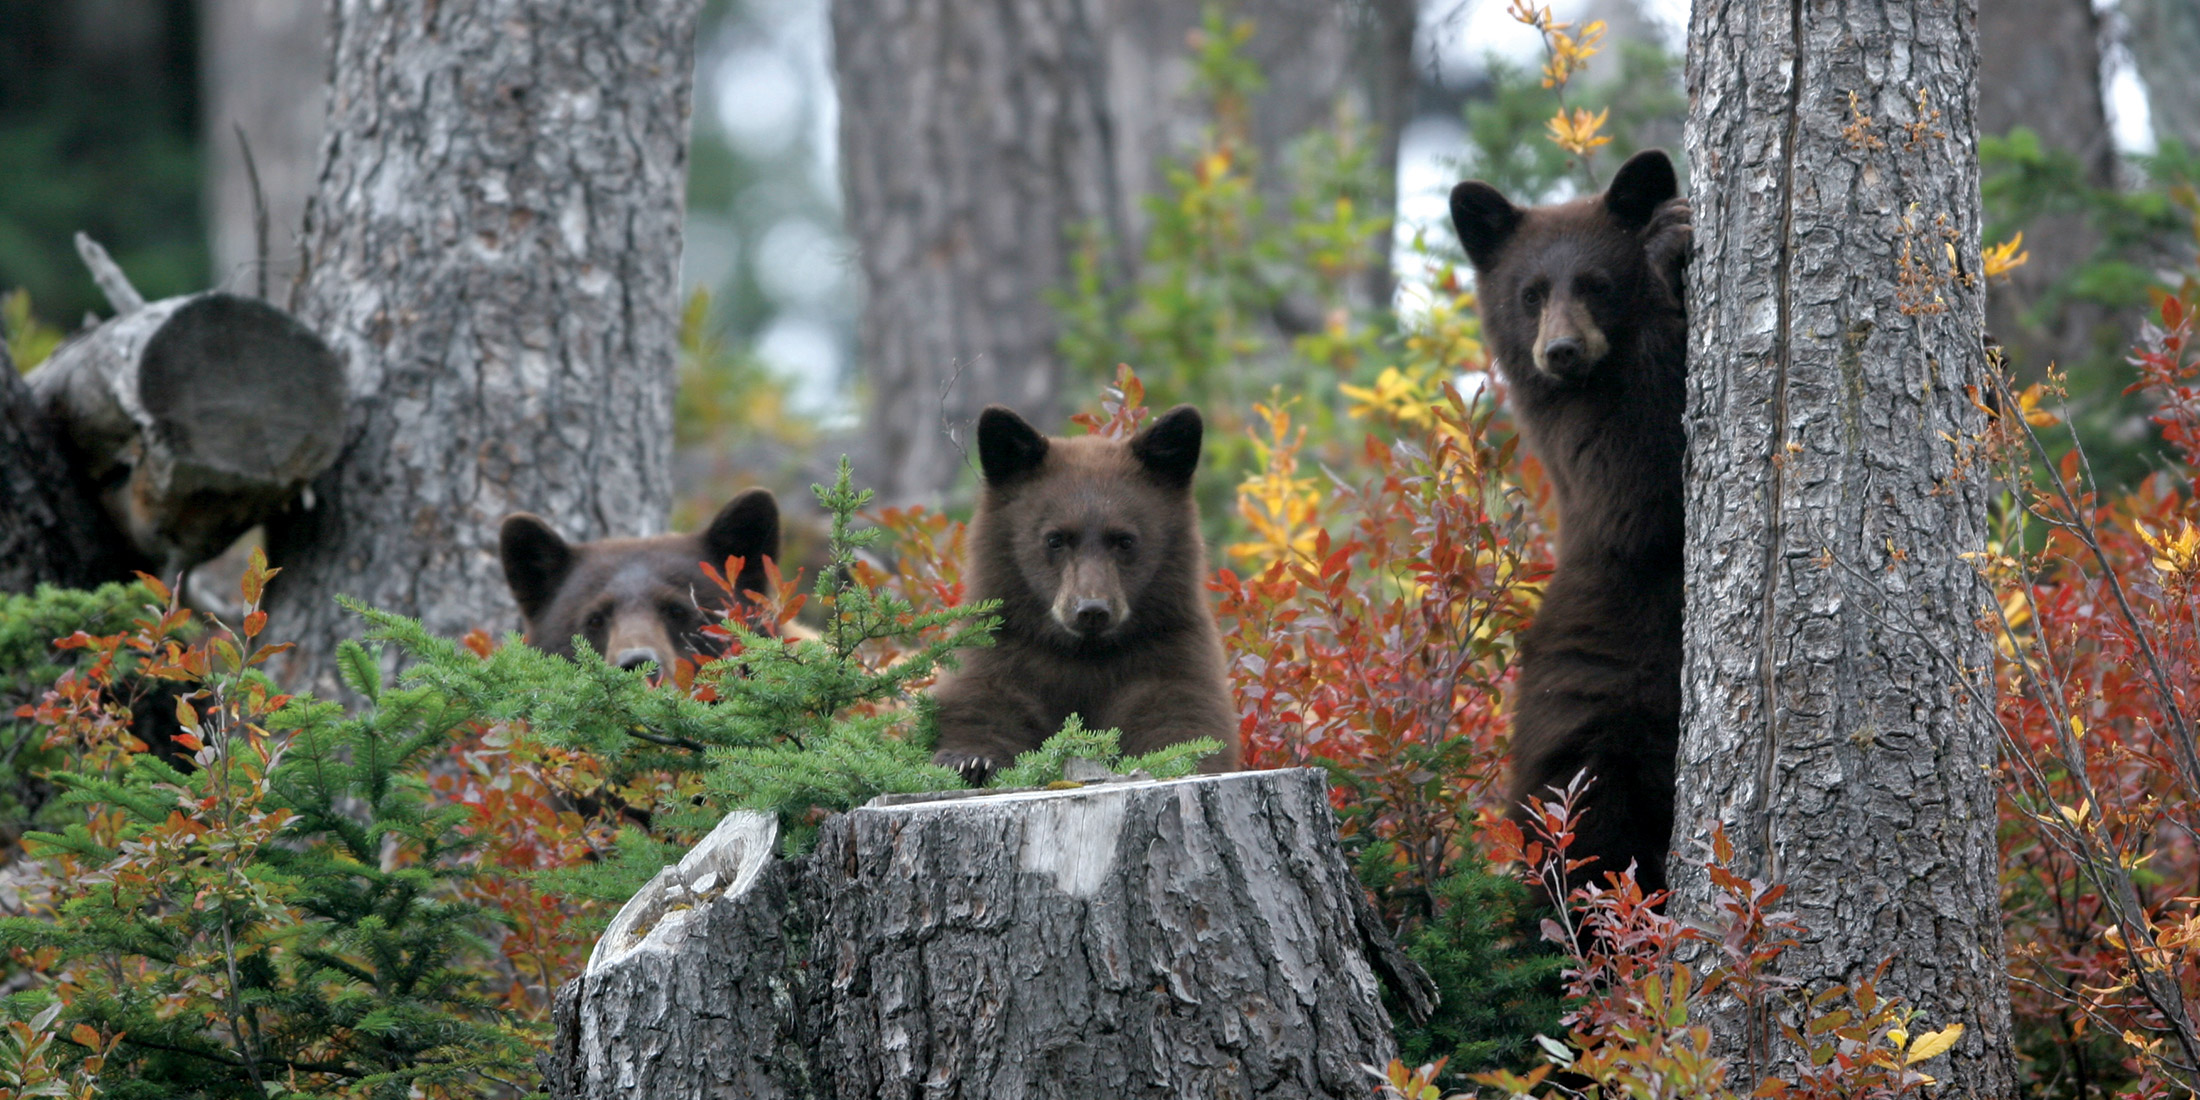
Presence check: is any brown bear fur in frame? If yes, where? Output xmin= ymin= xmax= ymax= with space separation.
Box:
xmin=498 ymin=488 xmax=782 ymax=674
xmin=1449 ymin=148 xmax=1691 ymax=897
xmin=929 ymin=405 xmax=1239 ymax=782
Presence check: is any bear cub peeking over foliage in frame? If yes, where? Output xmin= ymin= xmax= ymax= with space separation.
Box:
xmin=929 ymin=405 xmax=1239 ymax=783
xmin=498 ymin=488 xmax=783 ymax=674
xmin=1450 ymin=148 xmax=1690 ymax=896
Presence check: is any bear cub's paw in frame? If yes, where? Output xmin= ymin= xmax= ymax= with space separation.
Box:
xmin=933 ymin=750 xmax=1003 ymax=786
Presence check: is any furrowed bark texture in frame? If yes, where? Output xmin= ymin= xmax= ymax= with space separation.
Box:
xmin=1678 ymin=1 xmax=2015 ymax=1094
xmin=547 ymin=770 xmax=1422 ymax=1099
xmin=546 ymin=813 xmax=811 ymax=1099
xmin=268 ymin=0 xmax=701 ymax=695
xmin=833 ymin=0 xmax=1412 ymax=504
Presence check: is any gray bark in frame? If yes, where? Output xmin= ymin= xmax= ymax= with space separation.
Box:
xmin=547 ymin=769 xmax=1429 ymax=1099
xmin=834 ymin=0 xmax=1414 ymax=504
xmin=544 ymin=813 xmax=808 ymax=1099
xmin=2125 ymin=0 xmax=2200 ymax=153
xmin=200 ymin=0 xmax=329 ymax=301
xmin=22 ymin=237 xmax=342 ymax=582
xmin=266 ymin=0 xmax=703 ymax=695
xmin=1678 ymin=1 xmax=2016 ymax=1095
xmin=1979 ymin=0 xmax=2117 ymax=376
xmin=0 ymin=342 xmax=133 ymax=594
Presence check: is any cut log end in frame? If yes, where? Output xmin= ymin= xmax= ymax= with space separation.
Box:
xmin=27 ymin=291 xmax=344 ymax=574
xmin=587 ymin=809 xmax=778 ymax=974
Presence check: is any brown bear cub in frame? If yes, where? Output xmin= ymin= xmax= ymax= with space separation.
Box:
xmin=1449 ymin=148 xmax=1691 ymax=896
xmin=498 ymin=489 xmax=783 ymax=674
xmin=929 ymin=405 xmax=1239 ymax=783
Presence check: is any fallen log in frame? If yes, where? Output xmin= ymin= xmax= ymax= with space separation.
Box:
xmin=546 ymin=768 xmax=1432 ymax=1099
xmin=22 ymin=235 xmax=343 ymax=580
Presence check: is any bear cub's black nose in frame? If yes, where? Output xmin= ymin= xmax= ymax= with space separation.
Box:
xmin=616 ymin=648 xmax=662 ymax=672
xmin=1073 ymin=599 xmax=1113 ymax=634
xmin=1543 ymin=337 xmax=1583 ymax=375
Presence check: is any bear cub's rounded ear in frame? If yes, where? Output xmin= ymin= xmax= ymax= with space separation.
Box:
xmin=704 ymin=489 xmax=781 ymax=581
xmin=1131 ymin=405 xmax=1203 ymax=489
xmin=499 ymin=513 xmax=574 ymax=622
xmin=977 ymin=405 xmax=1049 ymax=486
xmin=1449 ymin=181 xmax=1521 ymax=271
xmin=1604 ymin=148 xmax=1679 ymax=229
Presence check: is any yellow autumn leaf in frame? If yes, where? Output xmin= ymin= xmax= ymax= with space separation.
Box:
xmin=1983 ymin=232 xmax=2030 ymax=280
xmin=2138 ymin=519 xmax=2200 ymax=578
xmin=1547 ymin=107 xmax=1613 ymax=156
xmin=1339 ymin=366 xmax=1436 ymax=428
xmin=2014 ymin=383 xmax=2059 ymax=428
xmin=1504 ymin=0 xmax=1555 ymax=31
xmin=1540 ymin=20 xmax=1606 ymax=88
xmin=1904 ymin=1023 xmax=1963 ymax=1064
xmin=1229 ymin=400 xmax=1323 ymax=564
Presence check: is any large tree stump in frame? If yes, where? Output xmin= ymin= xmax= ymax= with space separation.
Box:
xmin=546 ymin=769 xmax=1430 ymax=1099
xmin=22 ymin=236 xmax=343 ymax=580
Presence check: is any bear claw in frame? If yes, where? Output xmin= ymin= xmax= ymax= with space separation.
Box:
xmin=932 ymin=751 xmax=1001 ymax=786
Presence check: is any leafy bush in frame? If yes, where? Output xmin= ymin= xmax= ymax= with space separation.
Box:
xmin=2 ymin=565 xmax=537 ymax=1098
xmin=0 ymin=581 xmax=170 ymax=839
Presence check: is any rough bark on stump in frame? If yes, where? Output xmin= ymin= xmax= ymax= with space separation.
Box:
xmin=546 ymin=812 xmax=809 ymax=1099
xmin=546 ymin=769 xmax=1428 ymax=1099
xmin=1678 ymin=0 xmax=2016 ymax=1093
xmin=267 ymin=0 xmax=702 ymax=696
xmin=20 ymin=249 xmax=343 ymax=581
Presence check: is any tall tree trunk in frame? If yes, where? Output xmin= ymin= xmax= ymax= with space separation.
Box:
xmin=2124 ymin=0 xmax=2200 ymax=153
xmin=1676 ymin=1 xmax=2016 ymax=1095
xmin=1978 ymin=0 xmax=2116 ymax=377
xmin=200 ymin=0 xmax=329 ymax=302
xmin=834 ymin=0 xmax=1413 ymax=504
xmin=266 ymin=0 xmax=701 ymax=695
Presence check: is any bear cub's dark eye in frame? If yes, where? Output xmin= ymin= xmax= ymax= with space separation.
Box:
xmin=584 ymin=607 xmax=611 ymax=634
xmin=1574 ymin=274 xmax=1608 ymax=297
xmin=1043 ymin=531 xmax=1069 ymax=551
xmin=1106 ymin=532 xmax=1137 ymax=553
xmin=1521 ymin=281 xmax=1547 ymax=310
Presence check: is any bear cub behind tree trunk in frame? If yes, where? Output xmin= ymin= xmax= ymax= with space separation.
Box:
xmin=929 ymin=405 xmax=1239 ymax=783
xmin=1449 ymin=149 xmax=1691 ymax=897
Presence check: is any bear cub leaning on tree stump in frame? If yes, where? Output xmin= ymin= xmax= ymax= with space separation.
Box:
xmin=498 ymin=488 xmax=785 ymax=673
xmin=1449 ymin=148 xmax=1691 ymax=897
xmin=929 ymin=405 xmax=1239 ymax=783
